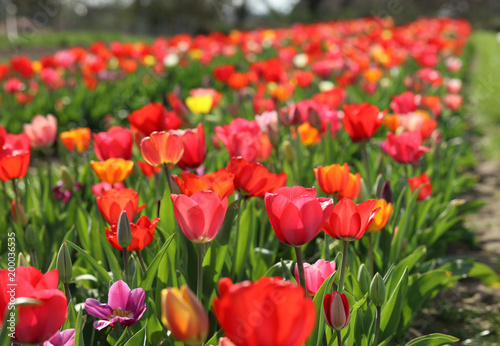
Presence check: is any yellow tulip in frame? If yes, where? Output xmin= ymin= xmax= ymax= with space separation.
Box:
xmin=185 ymin=95 xmax=213 ymax=114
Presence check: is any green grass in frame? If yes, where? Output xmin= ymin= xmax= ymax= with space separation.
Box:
xmin=468 ymin=31 xmax=500 ymax=159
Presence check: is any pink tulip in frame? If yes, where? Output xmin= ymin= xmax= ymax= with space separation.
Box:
xmin=294 ymin=259 xmax=336 ymax=296
xmin=380 ymin=131 xmax=431 ymax=165
xmin=390 ymin=91 xmax=418 ymax=114
xmin=444 ymin=94 xmax=463 ymax=111
xmin=23 ymin=114 xmax=57 ymax=148
xmin=171 ymin=190 xmax=228 ymax=243
xmin=43 ymin=329 xmax=75 ymax=346
xmin=265 ymin=186 xmax=333 ymax=246
xmin=93 ymin=126 xmax=133 ymax=161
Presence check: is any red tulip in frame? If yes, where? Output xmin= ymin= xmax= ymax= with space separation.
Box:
xmin=265 ymin=186 xmax=333 ymax=246
xmin=342 ymin=103 xmax=385 ymax=142
xmin=105 ymin=215 xmax=159 ymax=251
xmin=140 ymin=131 xmax=184 ymax=167
xmin=171 ymin=123 xmax=206 ymax=170
xmin=0 ymin=267 xmax=67 ymax=344
xmin=324 ymin=291 xmax=350 ymax=331
xmin=137 ymin=160 xmax=161 ymax=178
xmin=213 ymin=277 xmax=316 ymax=346
xmin=408 ymin=172 xmax=432 ymax=201
xmin=173 ymin=168 xmax=235 ymax=200
xmin=5 ymin=133 xmax=32 ymax=153
xmin=96 ymin=188 xmax=143 ymax=224
xmin=171 ymin=190 xmax=228 ymax=243
xmin=213 ymin=64 xmax=235 ymax=83
xmin=0 ymin=147 xmax=30 ymax=182
xmin=381 ymin=131 xmax=431 ymax=165
xmin=93 ymin=126 xmax=133 ymax=161
xmin=390 ymin=91 xmax=418 ymax=114
xmin=323 ymin=198 xmax=379 ymax=241
xmin=228 ymin=157 xmax=286 ymax=198
xmin=127 ymin=103 xmax=182 ymax=138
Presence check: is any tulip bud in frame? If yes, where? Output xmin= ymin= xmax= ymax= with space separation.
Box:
xmin=307 ymin=107 xmax=322 ymax=131
xmin=161 ymin=285 xmax=209 ymax=345
xmin=357 ymin=264 xmax=371 ymax=293
xmin=117 ymin=210 xmax=132 ymax=249
xmin=18 ymin=252 xmax=29 ymax=267
xmin=61 ymin=166 xmax=75 ymax=190
xmin=11 ymin=200 xmax=28 ymax=226
xmin=324 ymin=291 xmax=350 ymax=331
xmin=24 ymin=225 xmax=38 ymax=251
xmin=57 ymin=242 xmax=73 ymax=284
xmin=282 ymin=140 xmax=293 ymax=163
xmin=380 ymin=181 xmax=393 ymax=204
xmin=370 ymin=273 xmax=386 ymax=307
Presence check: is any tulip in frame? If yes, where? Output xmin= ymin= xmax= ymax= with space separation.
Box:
xmin=91 ymin=158 xmax=134 ymax=184
xmin=265 ymin=186 xmax=333 ymax=247
xmin=190 ymin=88 xmax=222 ymax=108
xmin=43 ymin=329 xmax=75 ymax=346
xmin=93 ymin=126 xmax=133 ymax=161
xmin=294 ymin=259 xmax=336 ymax=296
xmin=59 ymin=127 xmax=92 ymax=153
xmin=324 ymin=291 xmax=350 ymax=330
xmin=380 ymin=131 xmax=431 ymax=165
xmin=127 ymin=103 xmax=182 ymax=138
xmin=140 ymin=131 xmax=184 ymax=167
xmin=173 ymin=168 xmax=235 ymax=200
xmin=96 ymin=188 xmax=142 ymax=224
xmin=161 ymin=285 xmax=208 ymax=345
xmin=444 ymin=94 xmax=463 ymax=111
xmin=91 ymin=182 xmax=124 ymax=197
xmin=366 ymin=198 xmax=393 ymax=232
xmin=0 ymin=267 xmax=68 ymax=345
xmin=314 ymin=163 xmax=350 ymax=195
xmin=213 ymin=277 xmax=316 ymax=346
xmin=342 ymin=103 xmax=385 ymax=143
xmin=137 ymin=160 xmax=161 ymax=178
xmin=23 ymin=114 xmax=57 ymax=148
xmin=227 ymin=72 xmax=249 ymax=90
xmin=0 ymin=146 xmax=30 ymax=182
xmin=228 ymin=157 xmax=286 ymax=198
xmin=171 ymin=123 xmax=206 ymax=170
xmin=186 ymin=95 xmax=214 ymax=114
xmin=171 ymin=190 xmax=228 ymax=244
xmin=105 ymin=215 xmax=159 ymax=251
xmin=390 ymin=91 xmax=418 ymax=114
xmin=213 ymin=64 xmax=235 ymax=82
xmin=297 ymin=122 xmax=321 ymax=146
xmin=337 ymin=172 xmax=361 ymax=200
xmin=84 ymin=280 xmax=146 ymax=330
xmin=11 ymin=199 xmax=28 ymax=226
xmin=408 ymin=172 xmax=432 ymax=201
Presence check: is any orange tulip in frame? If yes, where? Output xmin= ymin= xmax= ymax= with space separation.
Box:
xmin=314 ymin=163 xmax=350 ymax=195
xmin=173 ymin=168 xmax=234 ymax=200
xmin=140 ymin=131 xmax=184 ymax=167
xmin=298 ymin=122 xmax=321 ymax=146
xmin=96 ymin=188 xmax=142 ymax=224
xmin=366 ymin=198 xmax=393 ymax=232
xmin=91 ymin=158 xmax=134 ymax=184
xmin=337 ymin=172 xmax=361 ymax=199
xmin=59 ymin=127 xmax=91 ymax=153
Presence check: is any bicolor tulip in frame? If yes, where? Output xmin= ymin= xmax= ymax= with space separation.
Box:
xmin=337 ymin=172 xmax=362 ymax=200
xmin=323 ymin=198 xmax=379 ymax=241
xmin=161 ymin=285 xmax=208 ymax=345
xmin=105 ymin=215 xmax=159 ymax=251
xmin=173 ymin=168 xmax=235 ymax=200
xmin=297 ymin=122 xmax=321 ymax=146
xmin=23 ymin=114 xmax=58 ymax=148
xmin=96 ymin=188 xmax=143 ymax=224
xmin=294 ymin=259 xmax=336 ymax=296
xmin=314 ymin=163 xmax=350 ymax=195
xmin=0 ymin=267 xmax=68 ymax=345
xmin=85 ymin=280 xmax=146 ymax=330
xmin=59 ymin=127 xmax=92 ymax=153
xmin=140 ymin=131 xmax=184 ymax=167
xmin=171 ymin=123 xmax=206 ymax=170
xmin=93 ymin=126 xmax=133 ymax=161
xmin=381 ymin=131 xmax=431 ymax=165
xmin=408 ymin=172 xmax=432 ymax=201
xmin=366 ymin=198 xmax=393 ymax=232
xmin=265 ymin=186 xmax=333 ymax=246
xmin=171 ymin=190 xmax=228 ymax=243
xmin=213 ymin=277 xmax=316 ymax=346
xmin=324 ymin=291 xmax=350 ymax=330
xmin=91 ymin=158 xmax=134 ymax=184
xmin=228 ymin=157 xmax=286 ymax=198
xmin=342 ymin=103 xmax=385 ymax=142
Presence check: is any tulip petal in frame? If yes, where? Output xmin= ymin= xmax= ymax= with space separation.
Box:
xmin=108 ymin=280 xmax=131 ymax=310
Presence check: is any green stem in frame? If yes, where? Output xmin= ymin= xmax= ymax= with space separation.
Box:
xmin=258 ymin=198 xmax=267 ymax=250
xmin=294 ymin=246 xmax=307 ymax=295
xmin=372 ymin=306 xmax=381 ymax=346
xmin=361 ymin=142 xmax=372 ymax=189
xmin=368 ymin=233 xmax=374 ymax=277
xmin=64 ymin=283 xmax=72 ymax=303
xmin=136 ymin=251 xmax=147 ymax=275
xmin=163 ymin=165 xmax=174 ymax=194
xmin=337 ymin=329 xmax=342 ymax=346
xmin=197 ymin=243 xmax=204 ymax=300
xmin=122 ymin=249 xmax=129 ymax=283
xmin=338 ymin=241 xmax=349 ymax=294
xmin=12 ymin=179 xmax=19 ymax=203
xmin=323 ymin=233 xmax=330 ymax=260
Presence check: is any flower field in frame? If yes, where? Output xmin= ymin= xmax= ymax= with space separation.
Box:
xmin=0 ymin=17 xmax=498 ymax=346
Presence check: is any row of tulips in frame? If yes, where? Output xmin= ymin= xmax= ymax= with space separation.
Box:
xmin=0 ymin=16 xmax=498 ymax=346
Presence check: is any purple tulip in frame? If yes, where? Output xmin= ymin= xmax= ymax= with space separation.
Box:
xmin=43 ymin=329 xmax=75 ymax=346
xmin=84 ymin=280 xmax=146 ymax=330
xmin=52 ymin=180 xmax=82 ymax=202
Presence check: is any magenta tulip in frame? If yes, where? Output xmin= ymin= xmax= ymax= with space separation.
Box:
xmin=380 ymin=131 xmax=431 ymax=165
xmin=93 ymin=126 xmax=133 ymax=161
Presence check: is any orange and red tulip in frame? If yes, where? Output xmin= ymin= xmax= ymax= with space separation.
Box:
xmin=91 ymin=158 xmax=134 ymax=184
xmin=140 ymin=131 xmax=184 ymax=167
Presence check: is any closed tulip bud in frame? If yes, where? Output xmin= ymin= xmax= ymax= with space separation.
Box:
xmin=283 ymin=140 xmax=294 ymax=163
xmin=370 ymin=273 xmax=386 ymax=307
xmin=57 ymin=242 xmax=73 ymax=284
xmin=307 ymin=107 xmax=322 ymax=131
xmin=324 ymin=291 xmax=350 ymax=331
xmin=357 ymin=264 xmax=371 ymax=293
xmin=60 ymin=166 xmax=75 ymax=190
xmin=380 ymin=181 xmax=393 ymax=204
xmin=161 ymin=285 xmax=208 ymax=345
xmin=117 ymin=210 xmax=132 ymax=249
xmin=24 ymin=224 xmax=38 ymax=250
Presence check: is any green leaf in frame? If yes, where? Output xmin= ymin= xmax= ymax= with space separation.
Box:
xmin=123 ymin=324 xmax=147 ymax=346
xmin=234 ymin=198 xmax=255 ymax=278
xmin=74 ymin=306 xmax=84 ymax=346
xmin=405 ymin=333 xmax=459 ymax=346
xmin=139 ymin=233 xmax=175 ymax=291
xmin=379 ymin=267 xmax=409 ymax=341
xmin=100 ymin=230 xmax=124 ymax=281
xmin=66 ymin=240 xmax=113 ymax=284
xmin=147 ymin=298 xmax=165 ymax=345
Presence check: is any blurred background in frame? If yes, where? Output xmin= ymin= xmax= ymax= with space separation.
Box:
xmin=1 ymin=0 xmax=500 ymax=55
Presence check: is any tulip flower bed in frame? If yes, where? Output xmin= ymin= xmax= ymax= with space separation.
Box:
xmin=1 ymin=17 xmax=498 ymax=346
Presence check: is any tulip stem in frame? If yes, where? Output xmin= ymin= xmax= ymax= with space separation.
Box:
xmin=372 ymin=306 xmax=381 ymax=346
xmin=12 ymin=179 xmax=19 ymax=204
xmin=338 ymin=241 xmax=349 ymax=294
xmin=136 ymin=251 xmax=147 ymax=275
xmin=294 ymin=246 xmax=307 ymax=295
xmin=122 ymin=249 xmax=129 ymax=283
xmin=163 ymin=165 xmax=174 ymax=195
xmin=337 ymin=330 xmax=342 ymax=346
xmin=361 ymin=142 xmax=372 ymax=189
xmin=1 ymin=180 xmax=8 ymax=208
xmin=197 ymin=243 xmax=204 ymax=300
xmin=368 ymin=233 xmax=374 ymax=277
xmin=64 ymin=282 xmax=72 ymax=302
